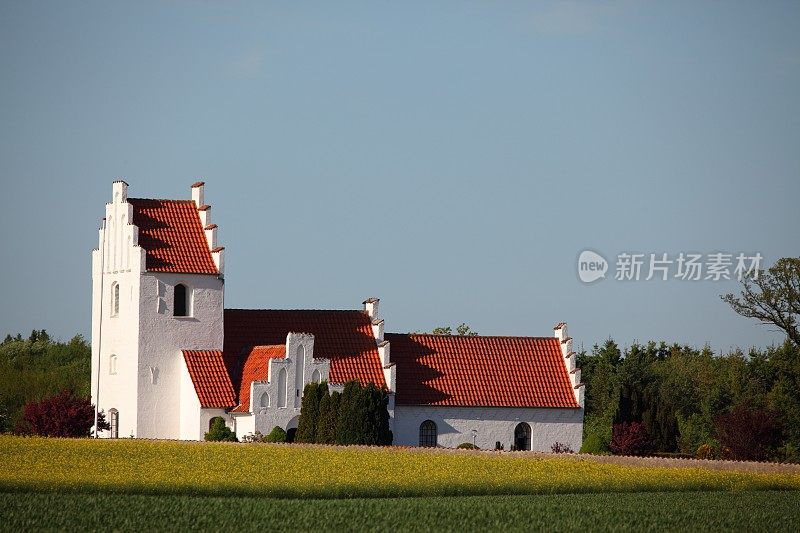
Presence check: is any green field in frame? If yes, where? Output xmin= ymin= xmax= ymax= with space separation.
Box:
xmin=1 ymin=436 xmax=799 ymax=531
xmin=2 ymin=490 xmax=799 ymax=532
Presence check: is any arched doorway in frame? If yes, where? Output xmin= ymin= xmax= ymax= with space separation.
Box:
xmin=514 ymin=422 xmax=531 ymax=451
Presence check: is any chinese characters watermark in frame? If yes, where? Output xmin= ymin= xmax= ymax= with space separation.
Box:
xmin=578 ymin=251 xmax=762 ymax=283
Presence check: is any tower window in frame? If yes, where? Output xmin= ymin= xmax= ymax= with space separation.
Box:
xmin=174 ymin=283 xmax=189 ymax=317
xmin=109 ymin=409 xmax=119 ymax=439
xmin=111 ymin=282 xmax=119 ymax=317
xmin=109 ymin=354 xmax=118 ymax=375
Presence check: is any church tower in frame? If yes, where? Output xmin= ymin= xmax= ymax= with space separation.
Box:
xmin=91 ymin=181 xmax=225 ymax=438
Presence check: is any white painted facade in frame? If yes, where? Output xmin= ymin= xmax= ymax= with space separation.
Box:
xmin=393 ymin=406 xmax=583 ymax=451
xmin=91 ymin=181 xmax=582 ymax=447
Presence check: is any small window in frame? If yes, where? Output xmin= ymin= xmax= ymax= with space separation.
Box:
xmin=174 ymin=283 xmax=189 ymax=317
xmin=109 ymin=354 xmax=118 ymax=375
xmin=109 ymin=408 xmax=119 ymax=439
xmin=419 ymin=420 xmax=437 ymax=447
xmin=111 ymin=282 xmax=120 ymax=317
xmin=259 ymin=392 xmax=270 ymax=408
xmin=311 ymin=369 xmax=321 ymax=383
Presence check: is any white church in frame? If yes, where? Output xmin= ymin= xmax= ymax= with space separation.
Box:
xmin=91 ymin=181 xmax=584 ymax=450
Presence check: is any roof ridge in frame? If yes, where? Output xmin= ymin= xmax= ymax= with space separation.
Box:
xmin=128 ymin=197 xmax=195 ymax=203
xmin=225 ymin=308 xmax=365 ymax=313
xmin=389 ymin=333 xmax=557 ymax=341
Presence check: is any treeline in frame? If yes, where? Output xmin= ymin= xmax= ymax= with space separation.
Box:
xmin=0 ymin=331 xmax=91 ymax=432
xmin=578 ymin=339 xmax=800 ymax=462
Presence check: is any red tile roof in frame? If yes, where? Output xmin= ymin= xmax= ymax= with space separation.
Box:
xmin=385 ymin=334 xmax=579 ymax=408
xmin=223 ymin=309 xmax=386 ymax=391
xmin=129 ymin=198 xmax=219 ymax=274
xmin=182 ymin=350 xmax=237 ymax=408
xmin=231 ymin=345 xmax=286 ymax=413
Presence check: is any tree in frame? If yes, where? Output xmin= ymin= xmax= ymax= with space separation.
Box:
xmin=722 ymin=257 xmax=800 ymax=346
xmin=336 ymin=380 xmax=365 ymax=445
xmin=296 ymin=381 xmax=329 ymax=443
xmin=204 ymin=417 xmax=237 ymax=442
xmin=431 ymin=324 xmax=478 ymax=336
xmin=16 ymin=390 xmax=109 ymax=437
xmin=317 ymin=390 xmax=340 ymax=444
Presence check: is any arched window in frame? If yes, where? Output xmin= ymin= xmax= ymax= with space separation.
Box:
xmin=174 ymin=283 xmax=189 ymax=317
xmin=419 ymin=420 xmax=437 ymax=447
xmin=295 ymin=344 xmax=305 ymax=408
xmin=514 ymin=422 xmax=531 ymax=451
xmin=111 ymin=282 xmax=119 ymax=317
xmin=311 ymin=369 xmax=321 ymax=383
xmin=259 ymin=392 xmax=270 ymax=408
xmin=109 ymin=354 xmax=118 ymax=375
xmin=277 ymin=367 xmax=287 ymax=408
xmin=109 ymin=408 xmax=119 ymax=439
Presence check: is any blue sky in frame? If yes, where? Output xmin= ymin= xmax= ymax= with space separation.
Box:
xmin=1 ymin=1 xmax=798 ymax=352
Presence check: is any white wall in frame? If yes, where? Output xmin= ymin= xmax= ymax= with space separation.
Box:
xmin=91 ymin=182 xmax=144 ymax=439
xmin=137 ymin=271 xmax=224 ymax=439
xmin=179 ymin=356 xmax=202 ymax=440
xmin=393 ymin=405 xmax=584 ymax=451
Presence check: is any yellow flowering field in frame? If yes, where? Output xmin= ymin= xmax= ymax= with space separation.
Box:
xmin=1 ymin=435 xmax=798 ymax=498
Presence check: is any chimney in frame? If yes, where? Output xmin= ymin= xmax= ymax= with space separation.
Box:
xmin=197 ymin=204 xmax=211 ymax=227
xmin=191 ymin=181 xmax=205 ymax=208
xmin=371 ymin=319 xmax=384 ymax=342
xmin=212 ymin=247 xmax=225 ymax=275
xmin=112 ymin=180 xmax=128 ymax=204
xmin=204 ymin=224 xmax=218 ymax=249
xmin=553 ymin=322 xmax=567 ymax=342
xmin=363 ymin=298 xmax=379 ymax=319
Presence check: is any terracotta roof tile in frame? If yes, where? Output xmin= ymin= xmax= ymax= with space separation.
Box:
xmin=231 ymin=345 xmax=286 ymax=413
xmin=386 ymin=334 xmax=579 ymax=409
xmin=182 ymin=350 xmax=236 ymax=408
xmin=129 ymin=198 xmax=218 ymax=274
xmin=223 ymin=309 xmax=386 ymax=392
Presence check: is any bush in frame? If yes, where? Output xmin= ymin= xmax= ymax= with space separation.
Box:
xmin=714 ymin=406 xmax=782 ymax=461
xmin=266 ymin=426 xmax=287 ymax=443
xmin=457 ymin=442 xmax=479 ymax=449
xmin=610 ymin=422 xmax=650 ymax=456
xmin=677 ymin=414 xmax=716 ymax=456
xmin=551 ymin=442 xmax=574 ymax=454
xmin=204 ymin=417 xmax=237 ymax=442
xmin=580 ymin=432 xmax=611 ymax=455
xmin=696 ymin=443 xmax=715 ymax=459
xmin=241 ymin=431 xmax=269 ymax=443
xmin=15 ymin=390 xmax=109 ymax=437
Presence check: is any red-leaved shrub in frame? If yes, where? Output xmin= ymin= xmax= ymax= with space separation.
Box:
xmin=611 ymin=421 xmax=650 ymax=456
xmin=15 ymin=390 xmax=110 ymax=437
xmin=714 ymin=406 xmax=782 ymax=461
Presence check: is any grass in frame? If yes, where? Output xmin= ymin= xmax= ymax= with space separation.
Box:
xmin=2 ymin=436 xmax=798 ymax=498
xmin=2 ymin=490 xmax=799 ymax=531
